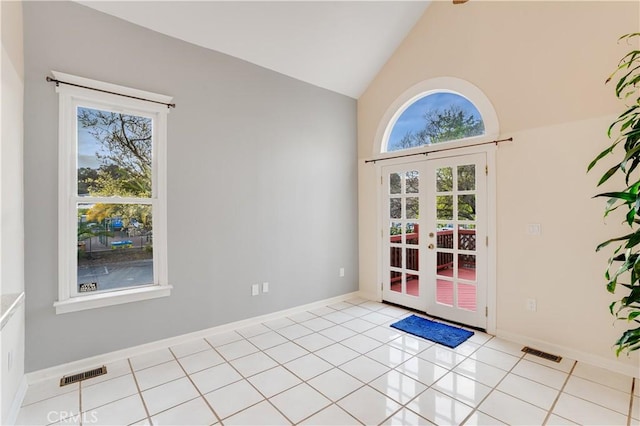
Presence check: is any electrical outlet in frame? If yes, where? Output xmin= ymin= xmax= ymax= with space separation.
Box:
xmin=339 ymin=267 xmax=345 ymax=277
xmin=262 ymin=282 xmax=269 ymax=293
xmin=251 ymin=284 xmax=260 ymax=296
xmin=526 ymin=298 xmax=537 ymax=311
xmin=526 ymin=224 xmax=541 ymax=235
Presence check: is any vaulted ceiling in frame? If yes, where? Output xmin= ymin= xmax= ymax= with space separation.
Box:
xmin=78 ymin=1 xmax=431 ymax=98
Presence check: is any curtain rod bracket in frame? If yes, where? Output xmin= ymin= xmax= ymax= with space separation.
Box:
xmin=46 ymin=76 xmax=59 ymax=87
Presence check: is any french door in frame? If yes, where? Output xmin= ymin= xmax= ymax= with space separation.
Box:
xmin=382 ymin=153 xmax=487 ymax=329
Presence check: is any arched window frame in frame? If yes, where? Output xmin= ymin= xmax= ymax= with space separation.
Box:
xmin=375 ymin=77 xmax=499 ymax=156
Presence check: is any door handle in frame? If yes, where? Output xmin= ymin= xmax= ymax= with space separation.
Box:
xmin=428 ymin=244 xmax=435 ymax=249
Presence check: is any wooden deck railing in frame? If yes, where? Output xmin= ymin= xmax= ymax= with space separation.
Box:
xmin=390 ymin=226 xmax=476 ymax=283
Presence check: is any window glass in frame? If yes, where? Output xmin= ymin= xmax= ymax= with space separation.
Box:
xmin=76 ymin=107 xmax=154 ymax=294
xmin=386 ymin=92 xmax=484 ymax=152
xmin=77 ymin=107 xmax=152 ymax=197
xmin=77 ymin=203 xmax=154 ymax=293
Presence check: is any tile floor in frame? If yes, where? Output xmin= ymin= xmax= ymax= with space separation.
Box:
xmin=16 ymin=298 xmax=639 ymax=425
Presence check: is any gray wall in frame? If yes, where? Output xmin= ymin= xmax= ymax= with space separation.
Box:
xmin=23 ymin=1 xmax=358 ymax=372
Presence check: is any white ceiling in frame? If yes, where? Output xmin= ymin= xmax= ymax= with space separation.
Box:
xmin=77 ymin=1 xmax=431 ymax=98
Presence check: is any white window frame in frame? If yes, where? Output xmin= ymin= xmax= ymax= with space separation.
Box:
xmin=373 ymin=76 xmax=500 ymax=158
xmin=53 ymin=71 xmax=172 ymax=314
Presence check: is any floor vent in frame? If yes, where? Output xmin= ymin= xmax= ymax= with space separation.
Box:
xmin=521 ymin=346 xmax=562 ymax=363
xmin=60 ymin=366 xmax=107 ymax=387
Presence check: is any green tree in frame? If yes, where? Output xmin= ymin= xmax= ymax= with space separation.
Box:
xmin=77 ymin=221 xmax=112 ymax=243
xmin=389 ymin=171 xmax=420 ymax=220
xmin=78 ymin=108 xmax=152 ymax=197
xmin=435 ymin=166 xmax=476 ymax=222
xmin=78 ymin=167 xmax=98 ymax=195
xmin=398 ymin=105 xmax=484 ymax=149
xmin=78 ymin=108 xmax=153 ymax=231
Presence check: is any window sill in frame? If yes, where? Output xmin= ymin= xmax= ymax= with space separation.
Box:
xmin=54 ymin=285 xmax=172 ymax=314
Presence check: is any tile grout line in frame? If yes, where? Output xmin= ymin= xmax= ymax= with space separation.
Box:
xmin=267 ymin=318 xmax=407 ymax=425
xmin=285 ymin=339 xmax=393 ymax=425
xmin=205 ymin=305 xmax=400 ymax=424
xmin=203 ymin=334 xmax=298 ymax=424
xmin=311 ymin=355 xmax=403 ymax=423
xmin=277 ymin=309 xmax=477 ymax=425
xmin=241 ymin=336 xmax=333 ymax=425
xmin=258 ymin=305 xmax=386 ymax=424
xmin=384 ymin=337 xmax=471 ymax=424
xmin=378 ymin=344 xmax=435 ymax=425
xmin=556 ymin=381 xmax=633 ymax=422
xmin=569 ymin=365 xmax=638 ymax=394
xmin=127 ymin=358 xmax=153 ymax=425
xmin=224 ymin=326 xmax=346 ymax=425
xmin=407 ymin=342 xmax=484 ymax=425
xmin=168 ymin=345 xmax=223 ymax=425
xmin=68 ymin=378 xmax=149 ymax=420
xmin=541 ymin=359 xmax=577 ymax=425
xmin=377 ymin=330 xmax=487 ymax=425
xmin=457 ymin=336 xmax=528 ymax=425
xmin=152 ymin=319 xmax=455 ymax=426
xmin=553 ymin=367 xmax=635 ymax=420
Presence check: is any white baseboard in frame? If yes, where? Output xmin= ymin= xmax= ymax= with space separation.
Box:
xmin=496 ymin=328 xmax=640 ymax=379
xmin=358 ymin=290 xmax=381 ymax=302
xmin=5 ymin=375 xmax=27 ymax=426
xmin=26 ymin=291 xmax=361 ymax=385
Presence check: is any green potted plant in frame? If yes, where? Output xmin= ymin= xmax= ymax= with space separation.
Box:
xmin=589 ymin=33 xmax=640 ymax=355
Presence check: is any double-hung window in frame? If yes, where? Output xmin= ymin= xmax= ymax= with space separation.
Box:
xmin=53 ymin=72 xmax=172 ymax=314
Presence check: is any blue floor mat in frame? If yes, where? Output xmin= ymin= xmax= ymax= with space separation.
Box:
xmin=390 ymin=314 xmax=474 ymax=348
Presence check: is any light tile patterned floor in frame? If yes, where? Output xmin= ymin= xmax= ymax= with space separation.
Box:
xmin=16 ymin=298 xmax=639 ymax=425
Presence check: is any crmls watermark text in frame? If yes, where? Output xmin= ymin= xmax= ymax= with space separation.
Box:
xmin=47 ymin=411 xmax=98 ymax=424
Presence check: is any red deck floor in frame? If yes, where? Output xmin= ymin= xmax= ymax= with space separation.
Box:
xmin=390 ymin=267 xmax=477 ymax=312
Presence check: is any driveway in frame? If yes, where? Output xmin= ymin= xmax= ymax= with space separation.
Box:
xmin=77 ymin=259 xmax=153 ymax=292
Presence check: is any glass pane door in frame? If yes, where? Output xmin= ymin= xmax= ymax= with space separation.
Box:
xmin=426 ymin=154 xmax=486 ymax=328
xmin=382 ymin=166 xmax=426 ymax=311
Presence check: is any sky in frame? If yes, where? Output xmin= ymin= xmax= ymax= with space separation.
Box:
xmin=78 ymin=124 xmax=103 ymax=170
xmin=387 ymin=92 xmax=483 ymax=151
xmin=77 ymin=107 xmax=106 ymax=170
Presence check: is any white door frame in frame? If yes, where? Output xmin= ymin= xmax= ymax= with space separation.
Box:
xmin=375 ymin=144 xmax=497 ymax=334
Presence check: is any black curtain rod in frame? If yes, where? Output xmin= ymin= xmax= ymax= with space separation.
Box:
xmin=364 ymin=137 xmax=513 ymax=164
xmin=46 ymin=76 xmax=176 ymax=109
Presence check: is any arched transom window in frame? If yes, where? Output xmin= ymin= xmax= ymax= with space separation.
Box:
xmin=386 ymin=92 xmax=485 ymax=152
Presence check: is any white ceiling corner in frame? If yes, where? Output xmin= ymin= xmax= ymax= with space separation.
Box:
xmin=76 ymin=1 xmax=431 ymax=98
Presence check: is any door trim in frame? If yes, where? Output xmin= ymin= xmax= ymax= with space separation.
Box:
xmin=375 ymin=144 xmax=497 ymax=334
